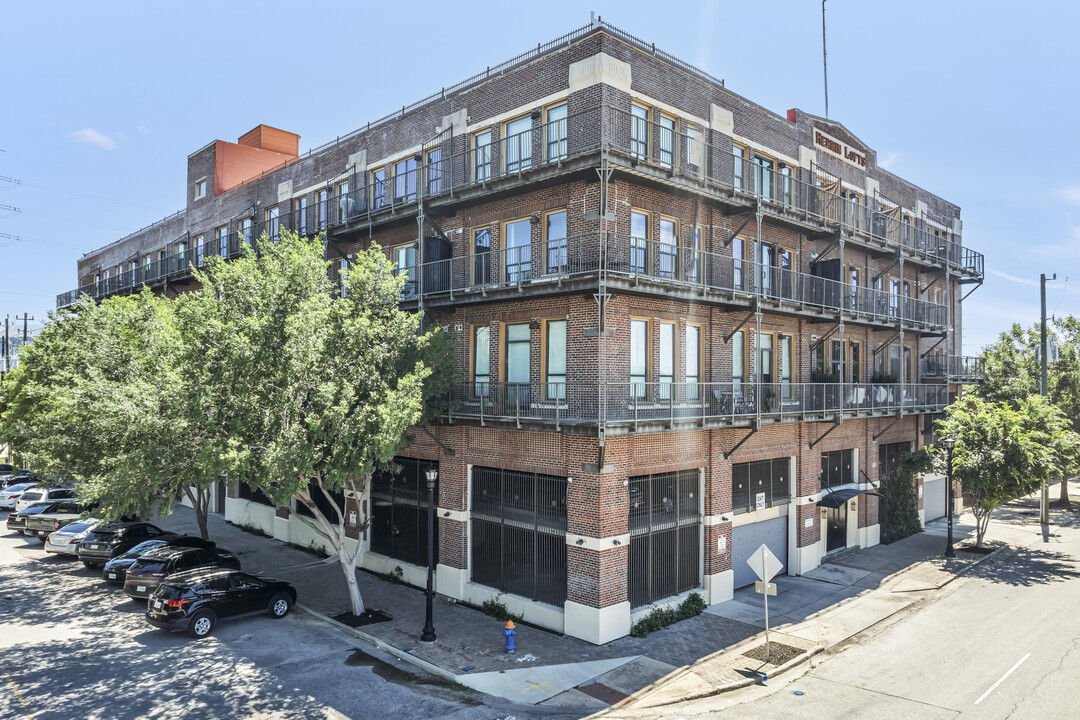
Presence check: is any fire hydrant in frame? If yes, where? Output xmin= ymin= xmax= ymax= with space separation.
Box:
xmin=503 ymin=620 xmax=517 ymax=654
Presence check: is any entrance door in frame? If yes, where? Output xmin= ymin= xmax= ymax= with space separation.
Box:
xmin=826 ymin=505 xmax=847 ymax=552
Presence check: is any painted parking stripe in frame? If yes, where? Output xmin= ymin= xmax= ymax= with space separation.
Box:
xmin=974 ymin=653 xmax=1030 ymax=705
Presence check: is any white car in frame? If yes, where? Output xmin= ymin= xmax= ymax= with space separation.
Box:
xmin=0 ymin=482 xmax=38 ymax=511
xmin=45 ymin=518 xmax=100 ymax=556
xmin=15 ymin=487 xmax=77 ymax=513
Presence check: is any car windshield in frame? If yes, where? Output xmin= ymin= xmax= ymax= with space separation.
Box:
xmin=62 ymin=521 xmax=95 ymax=534
xmin=120 ymin=540 xmax=166 ymax=559
xmin=132 ymin=559 xmax=167 ymax=574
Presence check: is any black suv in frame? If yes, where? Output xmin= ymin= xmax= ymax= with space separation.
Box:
xmin=147 ymin=569 xmax=295 ymax=638
xmin=102 ymin=536 xmax=216 ymax=583
xmin=124 ymin=546 xmax=240 ymax=600
xmin=78 ymin=522 xmax=168 ymax=568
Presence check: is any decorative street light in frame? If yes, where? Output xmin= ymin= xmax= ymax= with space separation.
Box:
xmin=420 ymin=464 xmax=438 ymax=642
xmin=942 ymin=437 xmax=957 ymax=558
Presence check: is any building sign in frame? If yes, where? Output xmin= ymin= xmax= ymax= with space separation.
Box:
xmin=814 ymin=127 xmax=867 ymax=169
xmin=755 ymin=492 xmax=766 ymax=511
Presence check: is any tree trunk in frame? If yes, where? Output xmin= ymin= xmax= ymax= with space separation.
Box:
xmin=340 ymin=546 xmax=365 ymax=616
xmin=184 ymin=486 xmax=211 ymax=540
xmin=295 ymin=483 xmax=366 ymax=617
xmin=1060 ymin=473 xmax=1071 ymax=505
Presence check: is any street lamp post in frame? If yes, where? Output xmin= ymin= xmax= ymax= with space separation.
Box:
xmin=420 ymin=464 xmax=438 ymax=642
xmin=942 ymin=437 xmax=957 ymax=558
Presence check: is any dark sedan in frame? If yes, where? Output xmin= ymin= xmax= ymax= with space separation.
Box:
xmin=102 ymin=536 xmax=216 ymax=583
xmin=5 ymin=500 xmax=67 ymax=533
xmin=124 ymin=546 xmax=239 ymax=600
xmin=78 ymin=522 xmax=168 ymax=568
xmin=147 ymin=569 xmax=295 ymax=638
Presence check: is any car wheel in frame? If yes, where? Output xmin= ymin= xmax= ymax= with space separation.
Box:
xmin=268 ymin=593 xmax=292 ymax=619
xmin=188 ymin=610 xmax=216 ymax=639
xmin=82 ymin=560 xmax=100 ymax=569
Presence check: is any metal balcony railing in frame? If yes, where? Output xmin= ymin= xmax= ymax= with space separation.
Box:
xmin=449 ymin=381 xmax=950 ymax=427
xmin=923 ymin=355 xmax=985 ymax=382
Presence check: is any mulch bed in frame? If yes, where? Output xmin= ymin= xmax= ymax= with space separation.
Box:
xmin=332 ymin=609 xmax=393 ymax=628
xmin=743 ymin=641 xmax=805 ymax=666
xmin=958 ymin=545 xmax=996 ymax=555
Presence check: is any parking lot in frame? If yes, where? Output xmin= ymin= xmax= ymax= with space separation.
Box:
xmin=0 ymin=530 xmax=560 ymax=720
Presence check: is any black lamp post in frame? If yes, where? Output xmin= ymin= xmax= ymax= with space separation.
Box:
xmin=942 ymin=437 xmax=957 ymax=558
xmin=420 ymin=464 xmax=438 ymax=642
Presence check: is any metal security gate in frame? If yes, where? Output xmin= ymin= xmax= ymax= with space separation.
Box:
xmin=923 ymin=476 xmax=946 ymax=522
xmin=470 ymin=467 xmax=567 ymax=606
xmin=629 ymin=470 xmax=702 ymax=608
xmin=370 ymin=457 xmax=438 ymax=567
xmin=732 ymin=515 xmax=788 ymax=589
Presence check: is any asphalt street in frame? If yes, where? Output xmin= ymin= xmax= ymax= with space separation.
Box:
xmin=0 ymin=530 xmax=574 ymax=720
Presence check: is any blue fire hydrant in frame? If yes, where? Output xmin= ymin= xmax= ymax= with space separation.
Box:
xmin=503 ymin=620 xmax=517 ymax=654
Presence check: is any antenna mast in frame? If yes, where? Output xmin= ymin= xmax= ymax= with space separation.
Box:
xmin=822 ymin=0 xmax=829 ymax=118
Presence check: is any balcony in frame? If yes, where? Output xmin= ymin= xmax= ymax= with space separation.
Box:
xmin=922 ymin=355 xmax=985 ymax=383
xmin=449 ymin=381 xmax=950 ymax=434
xmin=394 ymin=232 xmax=947 ymax=331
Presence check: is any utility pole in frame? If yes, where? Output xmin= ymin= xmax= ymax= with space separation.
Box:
xmin=2 ymin=315 xmax=8 ymax=379
xmin=1040 ymin=273 xmax=1056 ymax=525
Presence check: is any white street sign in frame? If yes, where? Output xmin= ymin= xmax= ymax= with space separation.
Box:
xmin=755 ymin=581 xmax=777 ymax=596
xmin=747 ymin=544 xmax=783 ymax=582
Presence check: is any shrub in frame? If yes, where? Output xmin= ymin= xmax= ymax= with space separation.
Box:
xmin=880 ymin=448 xmax=931 ymax=544
xmin=630 ymin=592 xmax=706 ymax=638
xmin=480 ymin=594 xmax=523 ymax=623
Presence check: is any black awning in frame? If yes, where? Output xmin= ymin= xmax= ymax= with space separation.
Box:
xmin=817 ymin=487 xmax=869 ymax=509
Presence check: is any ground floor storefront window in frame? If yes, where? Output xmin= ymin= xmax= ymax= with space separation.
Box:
xmin=371 ymin=457 xmax=438 ymax=567
xmin=629 ymin=469 xmax=701 ymax=607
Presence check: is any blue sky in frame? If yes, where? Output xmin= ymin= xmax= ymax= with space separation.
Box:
xmin=2 ymin=1 xmax=1076 ymax=352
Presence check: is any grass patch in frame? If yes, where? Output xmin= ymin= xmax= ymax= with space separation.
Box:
xmin=480 ymin=593 xmax=523 ymax=623
xmin=226 ymin=520 xmax=273 ymax=539
xmin=630 ymin=592 xmax=706 ymax=638
xmin=285 ymin=539 xmax=331 ymax=558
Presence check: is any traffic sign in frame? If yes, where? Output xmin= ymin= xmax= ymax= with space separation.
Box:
xmin=754 ymin=581 xmax=777 ymax=596
xmin=747 ymin=544 xmax=783 ymax=582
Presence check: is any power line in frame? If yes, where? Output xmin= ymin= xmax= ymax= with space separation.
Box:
xmin=0 ymin=175 xmax=170 ymax=213
xmin=0 ymin=204 xmax=128 ymax=231
xmin=0 ymin=232 xmax=86 ymax=250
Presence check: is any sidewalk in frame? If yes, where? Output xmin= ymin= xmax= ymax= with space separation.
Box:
xmin=152 ymin=481 xmax=1074 ymax=715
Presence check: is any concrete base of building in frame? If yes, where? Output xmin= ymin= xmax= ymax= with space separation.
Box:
xmin=225 ymin=496 xmax=275 ymax=535
xmin=366 ymin=551 xmax=430 ymax=588
xmin=273 ymin=515 xmax=290 ymax=543
xmin=435 ymin=563 xmax=567 ymax=636
xmin=791 ymin=540 xmax=823 ymax=577
xmin=704 ymin=569 xmax=734 ymax=605
xmin=858 ymin=522 xmax=881 ymax=549
xmin=918 ymin=508 xmax=926 ymax=527
xmin=564 ymin=600 xmax=630 ymax=645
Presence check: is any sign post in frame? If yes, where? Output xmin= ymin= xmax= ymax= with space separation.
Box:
xmin=747 ymin=544 xmax=783 ymax=664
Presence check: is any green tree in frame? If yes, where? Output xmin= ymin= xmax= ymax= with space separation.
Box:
xmin=1049 ymin=316 xmax=1080 ymax=503
xmin=976 ymin=323 xmax=1039 ymax=406
xmin=878 ymin=448 xmax=930 ymax=544
xmin=188 ymin=230 xmax=450 ymax=616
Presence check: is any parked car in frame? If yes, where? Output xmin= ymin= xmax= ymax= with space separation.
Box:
xmin=146 ymin=569 xmax=295 ymax=638
xmin=78 ymin=522 xmax=168 ymax=568
xmin=102 ymin=536 xmax=216 ymax=583
xmin=5 ymin=500 xmax=68 ymax=534
xmin=0 ymin=464 xmax=15 ymax=482
xmin=44 ymin=518 xmax=100 ymax=556
xmin=5 ymin=472 xmax=37 ymax=489
xmin=0 ymin=482 xmax=38 ymax=510
xmin=15 ymin=486 xmax=77 ymax=513
xmin=124 ymin=546 xmax=239 ymax=600
xmin=25 ymin=501 xmax=95 ymax=538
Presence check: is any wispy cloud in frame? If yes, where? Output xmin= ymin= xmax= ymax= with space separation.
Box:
xmin=1053 ymin=186 xmax=1080 ymax=207
xmin=69 ymin=128 xmax=117 ymax=150
xmin=879 ymin=151 xmax=900 ymax=170
xmin=988 ymin=269 xmax=1039 ymax=286
xmin=136 ymin=125 xmax=150 ymax=134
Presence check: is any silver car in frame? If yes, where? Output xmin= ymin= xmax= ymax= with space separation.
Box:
xmin=14 ymin=487 xmax=77 ymax=513
xmin=44 ymin=518 xmax=100 ymax=556
xmin=0 ymin=482 xmax=37 ymax=511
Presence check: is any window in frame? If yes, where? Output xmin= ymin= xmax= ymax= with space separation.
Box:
xmin=394 ymin=245 xmax=416 ymax=296
xmin=889 ymin=278 xmax=900 ymax=318
xmin=733 ymin=237 xmax=745 ymax=291
xmin=658 ymin=114 xmax=676 ymax=169
xmin=238 ymin=480 xmax=274 ymax=507
xmin=630 ymin=210 xmax=649 ymax=274
xmin=337 ymin=181 xmax=352 ymax=221
xmin=372 ymin=168 xmax=386 ymax=209
xmin=473 ymin=228 xmax=492 ymax=285
xmin=266 ymin=206 xmax=279 ymax=241
xmin=218 ymin=226 xmax=229 ymax=257
xmin=129 ymin=260 xmax=137 ymax=286
xmin=780 ymin=165 xmax=792 ymax=206
xmin=394 ymin=157 xmax=417 ymax=203
xmin=756 ymin=332 xmax=774 ymax=385
xmin=732 ymin=457 xmax=790 ymax=514
xmin=338 ymin=258 xmax=348 ymax=298
xmin=294 ymin=483 xmax=346 ymax=522
xmin=687 ymin=226 xmax=703 ymax=284
xmin=759 ymin=242 xmax=776 ymax=296
xmin=176 ymin=241 xmax=186 ymax=270
xmin=426 ymin=148 xmax=442 ymax=195
xmin=733 ymin=145 xmax=745 ymax=190
xmin=545 ymin=319 xmax=566 ymax=400
xmin=545 ymin=211 xmax=567 ymax=275
xmin=317 ymin=189 xmax=329 ymax=229
xmin=474 ymin=131 xmax=492 ymax=182
xmin=94 ymin=272 xmax=100 ymax=293
xmin=879 ymin=442 xmax=910 ymax=482
xmin=631 ymin=319 xmax=648 ymax=399
xmin=159 ymin=249 xmax=166 ymax=267
xmin=546 ymin=103 xmax=567 ymax=161
xmin=849 ymin=266 xmax=860 ymax=311
xmin=658 ymin=322 xmax=676 ymax=399
xmin=194 ymin=178 xmax=206 ymax=199
xmin=687 ymin=125 xmax=703 ymax=168
xmin=143 ymin=255 xmax=151 ymax=277
xmin=888 ymin=344 xmax=902 ymax=378
xmin=820 ymin=449 xmax=854 ymax=489
xmin=628 ymin=470 xmax=701 ymax=607
xmin=470 ymin=467 xmax=567 ymax=606
xmin=630 ymin=103 xmax=649 ymax=160
xmin=753 ymin=154 xmax=774 ymax=201
xmin=850 ymin=341 xmax=861 ymax=383
xmin=504 ymin=322 xmax=531 ymax=408
xmin=505 ymin=115 xmax=532 ymax=173
xmin=371 ymin=458 xmax=439 ymax=567
xmin=779 ymin=334 xmax=793 ymax=399
xmin=239 ymin=218 xmax=252 ymax=247
xmin=658 ymin=217 xmax=677 ymax=279
xmin=472 ymin=325 xmax=490 ymax=397
xmin=195 ymin=235 xmax=205 ymax=266
xmin=503 ymin=218 xmax=531 ymax=283
xmin=296 ymin=197 xmax=308 ymax=235
xmin=732 ymin=330 xmax=746 ymax=397
xmin=686 ymin=324 xmax=702 ymax=400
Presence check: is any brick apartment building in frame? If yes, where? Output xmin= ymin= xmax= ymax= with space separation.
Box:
xmin=58 ymin=19 xmax=984 ymax=643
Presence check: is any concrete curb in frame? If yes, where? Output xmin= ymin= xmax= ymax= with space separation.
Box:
xmin=713 ymin=644 xmax=824 ymax=693
xmin=296 ymin=604 xmax=462 ymax=685
xmin=936 ymin=544 xmax=1007 ymax=589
